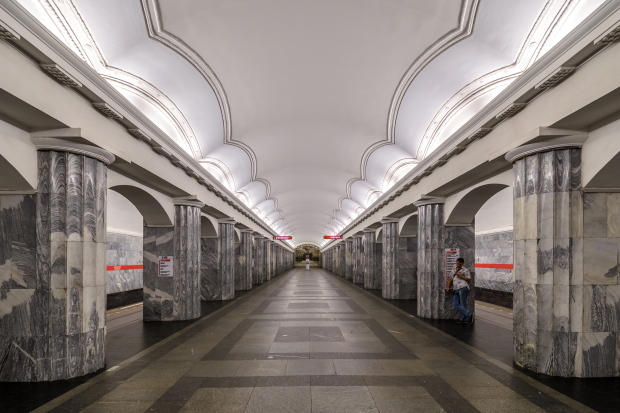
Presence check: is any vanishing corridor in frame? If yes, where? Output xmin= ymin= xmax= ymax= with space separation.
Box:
xmin=39 ymin=269 xmax=591 ymax=413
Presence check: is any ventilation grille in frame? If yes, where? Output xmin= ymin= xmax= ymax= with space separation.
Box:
xmin=535 ymin=67 xmax=576 ymax=90
xmin=92 ymin=103 xmax=123 ymax=120
xmin=40 ymin=64 xmax=82 ymax=88
xmin=495 ymin=103 xmax=527 ymax=121
xmin=0 ymin=24 xmax=19 ymax=41
xmin=127 ymin=129 xmax=152 ymax=143
xmin=465 ymin=128 xmax=493 ymax=143
xmin=595 ymin=24 xmax=620 ymax=45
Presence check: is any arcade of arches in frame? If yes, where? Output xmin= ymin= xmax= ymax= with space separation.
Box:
xmin=1 ymin=1 xmax=620 ymax=412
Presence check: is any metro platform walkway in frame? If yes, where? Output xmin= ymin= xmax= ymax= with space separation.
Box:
xmin=2 ymin=268 xmax=618 ymax=412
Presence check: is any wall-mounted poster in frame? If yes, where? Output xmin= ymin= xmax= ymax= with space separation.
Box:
xmin=445 ymin=248 xmax=460 ymax=288
xmin=158 ymin=256 xmax=173 ymax=277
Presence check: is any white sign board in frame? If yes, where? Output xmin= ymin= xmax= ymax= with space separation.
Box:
xmin=445 ymin=248 xmax=460 ymax=288
xmin=158 ymin=256 xmax=173 ymax=277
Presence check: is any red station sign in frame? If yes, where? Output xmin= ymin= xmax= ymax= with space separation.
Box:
xmin=323 ymin=235 xmax=342 ymax=239
xmin=273 ymin=236 xmax=293 ymax=240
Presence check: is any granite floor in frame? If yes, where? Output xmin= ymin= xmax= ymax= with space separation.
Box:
xmin=16 ymin=268 xmax=606 ymax=413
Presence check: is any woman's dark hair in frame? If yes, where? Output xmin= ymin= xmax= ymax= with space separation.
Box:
xmin=456 ymin=258 xmax=464 ymax=263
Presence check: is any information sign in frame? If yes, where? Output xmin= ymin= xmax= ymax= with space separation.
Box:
xmin=273 ymin=236 xmax=293 ymax=240
xmin=323 ymin=235 xmax=342 ymax=239
xmin=444 ymin=248 xmax=460 ymax=288
xmin=158 ymin=256 xmax=173 ymax=277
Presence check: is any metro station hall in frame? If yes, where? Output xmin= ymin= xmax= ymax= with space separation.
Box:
xmin=1 ymin=1 xmax=620 ymax=412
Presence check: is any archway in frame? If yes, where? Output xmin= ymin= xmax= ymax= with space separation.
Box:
xmin=295 ymin=244 xmax=321 ymax=266
xmin=446 ymin=182 xmax=513 ymax=309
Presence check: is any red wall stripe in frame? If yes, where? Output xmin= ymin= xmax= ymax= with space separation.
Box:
xmin=106 ymin=265 xmax=143 ymax=271
xmin=474 ymin=263 xmax=514 ymax=269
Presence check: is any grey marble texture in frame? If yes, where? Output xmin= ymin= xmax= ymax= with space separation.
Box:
xmin=417 ymin=203 xmax=474 ymax=319
xmin=362 ymin=232 xmax=380 ymax=289
xmin=106 ymin=232 xmax=143 ymax=294
xmin=339 ymin=243 xmax=346 ymax=278
xmin=173 ymin=204 xmax=201 ymax=319
xmin=200 ymin=238 xmax=218 ymax=300
xmin=217 ymin=221 xmax=235 ymax=300
xmin=0 ymin=151 xmax=108 ymax=382
xmin=344 ymin=239 xmax=353 ymax=281
xmin=144 ymin=204 xmax=201 ymax=321
xmin=398 ymin=236 xmax=417 ymax=298
xmin=236 ymin=231 xmax=253 ymax=290
xmin=475 ymin=231 xmax=513 ymax=292
xmin=143 ymin=226 xmax=174 ymax=321
xmin=253 ymin=238 xmax=265 ymax=285
xmin=352 ymin=236 xmax=363 ymax=284
xmin=264 ymin=240 xmax=272 ymax=281
xmin=381 ymin=220 xmax=400 ymax=299
xmin=511 ymin=147 xmax=620 ymax=377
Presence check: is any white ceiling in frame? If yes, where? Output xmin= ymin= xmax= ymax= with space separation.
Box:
xmin=20 ymin=0 xmax=605 ymax=247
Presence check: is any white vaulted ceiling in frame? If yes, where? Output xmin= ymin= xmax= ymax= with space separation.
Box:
xmin=20 ymin=0 xmax=605 ymax=247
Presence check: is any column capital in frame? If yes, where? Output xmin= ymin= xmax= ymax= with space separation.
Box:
xmin=413 ymin=198 xmax=445 ymax=207
xmin=352 ymin=234 xmax=363 ymax=238
xmin=380 ymin=217 xmax=400 ymax=224
xmin=505 ymin=135 xmax=587 ymax=163
xmin=217 ymin=218 xmax=236 ymax=225
xmin=239 ymin=229 xmax=254 ymax=233
xmin=362 ymin=228 xmax=376 ymax=233
xmin=174 ymin=198 xmax=205 ymax=208
xmin=31 ymin=137 xmax=115 ymax=164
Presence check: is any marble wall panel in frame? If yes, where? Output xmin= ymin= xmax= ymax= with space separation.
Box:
xmin=474 ymin=231 xmax=513 ymax=292
xmin=106 ymin=233 xmax=143 ymax=294
xmin=398 ymin=237 xmax=417 ymax=299
xmin=201 ymin=238 xmax=218 ymax=300
xmin=345 ymin=239 xmax=353 ymax=281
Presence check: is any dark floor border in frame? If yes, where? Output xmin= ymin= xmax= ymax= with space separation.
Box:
xmin=322 ymin=269 xmax=584 ymax=413
xmin=475 ymin=286 xmax=513 ymax=308
xmin=1 ymin=271 xmax=292 ymax=413
xmin=106 ymin=288 xmax=143 ymax=309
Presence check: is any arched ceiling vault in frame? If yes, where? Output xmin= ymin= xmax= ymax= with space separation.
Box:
xmin=20 ymin=0 xmax=606 ymax=247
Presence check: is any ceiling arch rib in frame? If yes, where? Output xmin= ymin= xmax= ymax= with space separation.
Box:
xmin=19 ymin=0 xmax=606 ymax=247
xmin=328 ymin=0 xmax=603 ymax=246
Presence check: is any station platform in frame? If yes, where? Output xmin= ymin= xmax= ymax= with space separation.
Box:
xmin=2 ymin=268 xmax=618 ymax=412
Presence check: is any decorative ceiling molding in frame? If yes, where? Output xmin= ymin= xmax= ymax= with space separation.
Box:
xmin=141 ymin=0 xmax=258 ymax=175
xmin=381 ymin=158 xmax=420 ymax=192
xmin=418 ymin=0 xmax=577 ymax=158
xmin=33 ymin=0 xmax=203 ymax=159
xmin=34 ymin=0 xmax=285 ymax=232
xmin=199 ymin=157 xmax=236 ymax=192
xmin=324 ymin=0 xmax=581 ymax=246
xmin=322 ymin=0 xmax=478 ymax=244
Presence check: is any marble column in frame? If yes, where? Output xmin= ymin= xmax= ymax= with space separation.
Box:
xmin=216 ymin=219 xmax=235 ymax=300
xmin=507 ymin=140 xmax=617 ymax=377
xmin=253 ymin=237 xmax=265 ymax=284
xmin=236 ymin=229 xmax=253 ymax=290
xmin=381 ymin=218 xmax=417 ymax=299
xmin=381 ymin=218 xmax=399 ymax=298
xmin=344 ymin=238 xmax=353 ymax=280
xmin=416 ymin=200 xmax=474 ymax=319
xmin=363 ymin=229 xmax=381 ymax=289
xmin=264 ymin=240 xmax=272 ymax=281
xmin=334 ymin=245 xmax=341 ymax=276
xmin=352 ymin=235 xmax=363 ymax=283
xmin=0 ymin=141 xmax=114 ymax=382
xmin=144 ymin=199 xmax=203 ymax=320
